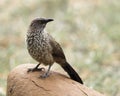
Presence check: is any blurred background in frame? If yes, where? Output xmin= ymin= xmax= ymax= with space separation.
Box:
xmin=0 ymin=0 xmax=120 ymax=96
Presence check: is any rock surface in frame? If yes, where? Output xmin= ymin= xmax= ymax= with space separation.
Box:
xmin=7 ymin=64 xmax=105 ymax=96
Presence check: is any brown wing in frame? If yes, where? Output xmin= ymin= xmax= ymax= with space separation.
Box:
xmin=48 ymin=34 xmax=66 ymax=63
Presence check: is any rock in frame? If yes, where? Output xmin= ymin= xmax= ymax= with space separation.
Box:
xmin=7 ymin=64 xmax=105 ymax=96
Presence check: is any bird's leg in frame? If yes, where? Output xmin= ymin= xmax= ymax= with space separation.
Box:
xmin=40 ymin=65 xmax=52 ymax=78
xmin=27 ymin=63 xmax=45 ymax=72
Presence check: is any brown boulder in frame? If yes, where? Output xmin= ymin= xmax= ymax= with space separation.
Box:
xmin=7 ymin=64 xmax=105 ymax=96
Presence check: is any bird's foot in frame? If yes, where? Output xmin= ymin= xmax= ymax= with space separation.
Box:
xmin=40 ymin=73 xmax=49 ymax=78
xmin=27 ymin=67 xmax=45 ymax=73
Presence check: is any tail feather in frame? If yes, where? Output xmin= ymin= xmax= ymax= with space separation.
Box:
xmin=61 ymin=62 xmax=83 ymax=84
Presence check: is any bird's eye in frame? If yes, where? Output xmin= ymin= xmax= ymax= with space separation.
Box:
xmin=40 ymin=20 xmax=45 ymax=23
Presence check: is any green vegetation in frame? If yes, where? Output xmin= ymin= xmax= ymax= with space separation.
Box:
xmin=0 ymin=0 xmax=120 ymax=96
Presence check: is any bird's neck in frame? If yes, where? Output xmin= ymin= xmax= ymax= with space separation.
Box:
xmin=27 ymin=27 xmax=45 ymax=36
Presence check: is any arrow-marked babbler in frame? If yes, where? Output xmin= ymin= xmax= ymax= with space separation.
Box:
xmin=26 ymin=18 xmax=83 ymax=84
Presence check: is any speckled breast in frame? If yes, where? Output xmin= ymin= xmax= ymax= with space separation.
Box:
xmin=26 ymin=32 xmax=53 ymax=64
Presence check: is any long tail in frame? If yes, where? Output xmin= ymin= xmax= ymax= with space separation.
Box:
xmin=61 ymin=62 xmax=83 ymax=84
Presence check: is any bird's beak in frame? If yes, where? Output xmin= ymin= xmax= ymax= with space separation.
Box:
xmin=45 ymin=19 xmax=54 ymax=23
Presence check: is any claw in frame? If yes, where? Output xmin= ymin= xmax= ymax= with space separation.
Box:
xmin=40 ymin=73 xmax=49 ymax=78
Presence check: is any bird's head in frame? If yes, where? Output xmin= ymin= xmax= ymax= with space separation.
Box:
xmin=29 ymin=17 xmax=54 ymax=32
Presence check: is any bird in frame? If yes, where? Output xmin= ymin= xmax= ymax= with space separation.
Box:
xmin=26 ymin=17 xmax=83 ymax=84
